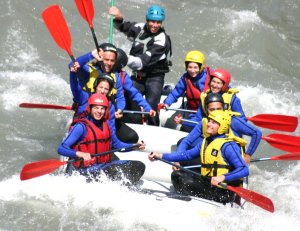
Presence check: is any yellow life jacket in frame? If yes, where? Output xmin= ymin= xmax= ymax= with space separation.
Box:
xmin=200 ymin=88 xmax=239 ymax=114
xmin=200 ymin=119 xmax=247 ymax=177
xmin=83 ymin=61 xmax=117 ymax=97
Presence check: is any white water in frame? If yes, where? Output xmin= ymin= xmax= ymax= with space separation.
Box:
xmin=1 ymin=0 xmax=300 ymax=230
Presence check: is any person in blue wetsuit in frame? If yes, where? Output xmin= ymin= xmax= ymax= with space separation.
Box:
xmin=109 ymin=5 xmax=172 ymax=126
xmin=58 ymin=93 xmax=146 ymax=184
xmin=148 ymin=110 xmax=249 ymax=204
xmin=161 ymin=50 xmax=212 ymax=132
xmin=177 ymin=93 xmax=262 ymax=167
xmin=115 ymin=48 xmax=156 ymax=125
xmin=70 ymin=43 xmax=125 ymax=119
xmin=70 ymin=55 xmax=139 ymax=143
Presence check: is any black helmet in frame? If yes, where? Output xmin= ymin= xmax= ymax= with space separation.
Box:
xmin=204 ymin=92 xmax=224 ymax=112
xmin=93 ymin=73 xmax=115 ymax=93
xmin=115 ymin=48 xmax=128 ymax=71
xmin=98 ymin=43 xmax=117 ymax=55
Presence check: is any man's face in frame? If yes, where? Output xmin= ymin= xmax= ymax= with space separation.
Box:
xmin=207 ymin=102 xmax=223 ymax=114
xmin=91 ymin=105 xmax=106 ymax=120
xmin=206 ymin=119 xmax=220 ymax=135
xmin=147 ymin=20 xmax=162 ymax=34
xmin=102 ymin=51 xmax=116 ymax=72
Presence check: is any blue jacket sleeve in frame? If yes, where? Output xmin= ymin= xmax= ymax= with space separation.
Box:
xmin=57 ymin=123 xmax=86 ymax=158
xmin=221 ymin=142 xmax=249 ymax=182
xmin=163 ymin=74 xmax=187 ymax=106
xmin=177 ymin=123 xmax=203 ymax=152
xmin=122 ymin=71 xmax=152 ymax=111
xmin=162 ymin=141 xmax=202 ymax=162
xmin=108 ymin=103 xmax=116 ymax=134
xmin=231 ymin=117 xmax=262 ymax=156
xmin=230 ymin=94 xmax=247 ymax=121
xmin=114 ymin=72 xmax=126 ymax=111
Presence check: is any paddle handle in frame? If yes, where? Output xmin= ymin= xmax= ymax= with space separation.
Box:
xmin=123 ymin=110 xmax=150 ymax=115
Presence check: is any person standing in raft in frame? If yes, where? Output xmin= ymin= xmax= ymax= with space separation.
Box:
xmin=58 ymin=93 xmax=146 ymax=184
xmin=114 ymin=47 xmax=156 ymax=126
xmin=70 ymin=43 xmax=125 ymax=119
xmin=109 ymin=5 xmax=172 ymax=126
xmin=160 ymin=50 xmax=212 ymax=132
xmin=70 ymin=51 xmax=140 ymax=144
xmin=148 ymin=110 xmax=249 ymax=204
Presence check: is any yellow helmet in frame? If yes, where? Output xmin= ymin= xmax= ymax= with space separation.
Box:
xmin=208 ymin=110 xmax=231 ymax=134
xmin=185 ymin=50 xmax=205 ymax=72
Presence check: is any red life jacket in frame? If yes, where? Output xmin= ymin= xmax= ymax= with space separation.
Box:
xmin=72 ymin=119 xmax=112 ymax=168
xmin=184 ymin=67 xmax=211 ymax=110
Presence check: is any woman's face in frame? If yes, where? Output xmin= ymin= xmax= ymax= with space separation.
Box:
xmin=209 ymin=77 xmax=224 ymax=93
xmin=187 ymin=62 xmax=200 ymax=78
xmin=95 ymin=81 xmax=110 ymax=95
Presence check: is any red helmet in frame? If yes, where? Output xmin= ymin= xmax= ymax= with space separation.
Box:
xmin=88 ymin=93 xmax=110 ymax=120
xmin=210 ymin=68 xmax=231 ymax=92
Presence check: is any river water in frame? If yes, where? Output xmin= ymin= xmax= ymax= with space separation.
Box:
xmin=1 ymin=0 xmax=300 ymax=230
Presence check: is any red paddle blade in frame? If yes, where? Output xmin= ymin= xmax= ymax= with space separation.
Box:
xmin=262 ymin=134 xmax=300 ymax=152
xmin=227 ymin=185 xmax=274 ymax=213
xmin=41 ymin=5 xmax=73 ymax=56
xmin=75 ymin=0 xmax=94 ymax=27
xmin=19 ymin=103 xmax=72 ymax=110
xmin=271 ymin=152 xmax=300 ymax=161
xmin=20 ymin=159 xmax=67 ymax=181
xmin=248 ymin=114 xmax=298 ymax=132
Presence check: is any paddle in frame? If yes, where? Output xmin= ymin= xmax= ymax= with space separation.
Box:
xmin=19 ymin=103 xmax=72 ymax=110
xmin=20 ymin=144 xmax=140 ymax=181
xmin=261 ymin=134 xmax=300 ymax=152
xmin=181 ymin=114 xmax=297 ymax=132
xmin=42 ymin=4 xmax=87 ymax=87
xmin=183 ymin=152 xmax=300 ymax=169
xmin=154 ymin=156 xmax=274 ymax=212
xmin=109 ymin=0 xmax=115 ymax=43
xmin=247 ymin=114 xmax=298 ymax=132
xmin=251 ymin=152 xmax=300 ymax=163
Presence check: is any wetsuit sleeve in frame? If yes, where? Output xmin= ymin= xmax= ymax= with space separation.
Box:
xmin=108 ymin=103 xmax=117 ymax=134
xmin=163 ymin=75 xmax=186 ymax=106
xmin=123 ymin=71 xmax=152 ymax=111
xmin=177 ymin=123 xmax=203 ymax=152
xmin=162 ymin=141 xmax=202 ymax=162
xmin=231 ymin=117 xmax=262 ymax=156
xmin=57 ymin=123 xmax=86 ymax=158
xmin=111 ymin=123 xmax=133 ymax=149
xmin=230 ymin=95 xmax=247 ymax=121
xmin=221 ymin=142 xmax=249 ymax=182
xmin=115 ymin=73 xmax=126 ymax=111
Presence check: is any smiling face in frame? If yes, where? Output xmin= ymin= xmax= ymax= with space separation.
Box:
xmin=209 ymin=77 xmax=224 ymax=93
xmin=91 ymin=105 xmax=106 ymax=121
xmin=146 ymin=20 xmax=162 ymax=34
xmin=187 ymin=62 xmax=200 ymax=78
xmin=102 ymin=51 xmax=116 ymax=72
xmin=95 ymin=80 xmax=110 ymax=95
xmin=206 ymin=118 xmax=220 ymax=135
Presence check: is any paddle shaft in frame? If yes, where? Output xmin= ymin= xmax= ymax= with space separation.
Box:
xmin=109 ymin=0 xmax=115 ymax=43
xmin=123 ymin=110 xmax=150 ymax=115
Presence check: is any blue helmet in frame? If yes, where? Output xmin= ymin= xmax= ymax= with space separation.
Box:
xmin=146 ymin=5 xmax=165 ymax=21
